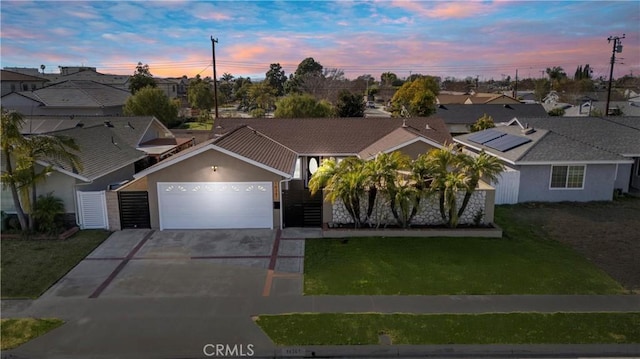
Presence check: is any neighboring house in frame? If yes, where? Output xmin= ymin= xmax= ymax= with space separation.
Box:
xmin=434 ymin=103 xmax=549 ymax=134
xmin=116 ymin=117 xmax=463 ymax=230
xmin=0 ymin=70 xmax=49 ymax=96
xmin=1 ymin=116 xmax=196 ymax=229
xmin=45 ymin=67 xmax=129 ymax=90
xmin=0 ymin=80 xmax=131 ymax=116
xmin=1 ymin=123 xmax=146 ymax=229
xmin=454 ymin=117 xmax=640 ymax=204
xmin=437 ymin=93 xmax=521 ymax=105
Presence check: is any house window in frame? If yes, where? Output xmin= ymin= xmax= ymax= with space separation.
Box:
xmin=550 ymin=165 xmax=585 ymax=189
xmin=31 ymin=84 xmax=36 ymax=91
xmin=10 ymin=84 xmax=15 ymax=92
xmin=22 ymin=84 xmax=28 ymax=91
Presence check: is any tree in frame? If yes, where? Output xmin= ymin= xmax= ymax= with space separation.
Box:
xmin=335 ymin=90 xmax=365 ymax=117
xmin=265 ymin=63 xmax=287 ymax=96
xmin=128 ymin=62 xmax=157 ymax=94
xmin=364 ymin=152 xmax=413 ymax=228
xmin=247 ymin=82 xmax=277 ymax=112
xmin=287 ymin=57 xmax=324 ymax=95
xmin=470 ymin=113 xmax=495 ymax=132
xmin=381 ymin=72 xmax=398 ymax=86
xmin=534 ymin=78 xmax=551 ymax=102
xmin=456 ymin=151 xmax=503 ymax=219
xmin=389 ymin=76 xmax=439 ymax=117
xmin=273 ymin=93 xmax=333 ymax=118
xmin=309 ymin=157 xmax=367 ymax=227
xmin=187 ymin=75 xmax=214 ymax=111
xmin=123 ymin=86 xmax=178 ymax=126
xmin=1 ymin=109 xmax=82 ymax=231
xmin=295 ymin=57 xmax=323 ymax=77
xmin=548 ymin=107 xmax=565 ymax=116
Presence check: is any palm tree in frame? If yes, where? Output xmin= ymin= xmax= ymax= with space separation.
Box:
xmin=420 ymin=144 xmax=459 ymax=225
xmin=457 ymin=151 xmax=504 ymax=219
xmin=1 ymin=110 xmax=82 ymax=231
xmin=1 ymin=110 xmax=29 ymax=229
xmin=363 ymin=152 xmax=410 ymax=226
xmin=442 ymin=172 xmax=469 ymax=228
xmin=309 ymin=157 xmax=367 ymax=227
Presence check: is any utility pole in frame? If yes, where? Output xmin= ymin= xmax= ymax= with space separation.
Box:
xmin=211 ymin=36 xmax=219 ymax=119
xmin=605 ymin=34 xmax=625 ymax=117
xmin=514 ymin=69 xmax=518 ymax=99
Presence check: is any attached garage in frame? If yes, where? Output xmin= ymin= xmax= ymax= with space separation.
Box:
xmin=158 ymin=182 xmax=273 ymax=230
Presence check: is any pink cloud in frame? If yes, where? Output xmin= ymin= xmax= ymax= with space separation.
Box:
xmin=389 ymin=0 xmax=494 ymax=19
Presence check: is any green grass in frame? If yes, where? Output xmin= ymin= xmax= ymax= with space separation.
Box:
xmin=1 ymin=230 xmax=111 ymax=298
xmin=181 ymin=122 xmax=212 ymax=130
xmin=304 ymin=207 xmax=625 ymax=295
xmin=256 ymin=313 xmax=640 ymax=345
xmin=1 ymin=318 xmax=64 ymax=350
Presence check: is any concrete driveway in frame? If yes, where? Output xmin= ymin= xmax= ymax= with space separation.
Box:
xmin=41 ymin=229 xmax=305 ymax=299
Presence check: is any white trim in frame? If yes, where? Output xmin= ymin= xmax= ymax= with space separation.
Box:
xmin=614 ymin=163 xmax=618 ymax=181
xmin=35 ymin=160 xmax=89 ymax=182
xmin=548 ymin=164 xmax=586 ymax=190
xmin=518 ymin=159 xmax=633 ymax=165
xmin=134 ymin=143 xmax=293 ymax=179
xmin=298 ymin=153 xmax=358 ymax=157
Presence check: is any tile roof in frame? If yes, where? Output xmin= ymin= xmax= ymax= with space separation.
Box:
xmin=435 ymin=103 xmax=549 ymax=124
xmin=42 ymin=125 xmax=145 ymax=181
xmin=134 ymin=125 xmax=298 ymax=178
xmin=18 ymin=80 xmax=130 ymax=107
xmin=0 ymin=70 xmax=49 ymax=82
xmin=214 ymin=126 xmax=298 ymax=175
xmin=77 ymin=116 xmax=159 ymax=148
xmin=211 ymin=117 xmax=452 ymax=155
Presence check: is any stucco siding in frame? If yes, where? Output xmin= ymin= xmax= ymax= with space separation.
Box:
xmin=145 ymin=148 xmax=284 ymax=229
xmin=394 ymin=141 xmax=436 ymax=159
xmin=517 ymin=164 xmax=616 ymax=202
xmin=1 ymin=168 xmax=78 ymax=214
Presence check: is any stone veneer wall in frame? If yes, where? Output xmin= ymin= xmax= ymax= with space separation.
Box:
xmin=331 ymin=190 xmax=487 ymax=226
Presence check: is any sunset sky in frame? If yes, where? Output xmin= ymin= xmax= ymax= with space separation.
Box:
xmin=1 ymin=1 xmax=638 ymax=81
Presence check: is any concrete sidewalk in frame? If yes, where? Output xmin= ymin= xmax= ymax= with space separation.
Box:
xmin=2 ymin=294 xmax=639 ymax=358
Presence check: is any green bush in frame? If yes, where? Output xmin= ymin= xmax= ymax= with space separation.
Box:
xmin=32 ymin=193 xmax=64 ymax=235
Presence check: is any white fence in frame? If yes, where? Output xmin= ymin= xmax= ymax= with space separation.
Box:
xmin=76 ymin=191 xmax=108 ymax=229
xmin=494 ymin=169 xmax=520 ymax=204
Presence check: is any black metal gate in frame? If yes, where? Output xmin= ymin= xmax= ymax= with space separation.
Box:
xmin=282 ymin=190 xmax=323 ymax=227
xmin=118 ymin=191 xmax=151 ymax=229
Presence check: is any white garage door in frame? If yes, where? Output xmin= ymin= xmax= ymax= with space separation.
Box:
xmin=158 ymin=182 xmax=273 ymax=230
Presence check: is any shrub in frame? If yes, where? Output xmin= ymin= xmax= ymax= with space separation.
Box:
xmin=33 ymin=193 xmax=65 ymax=235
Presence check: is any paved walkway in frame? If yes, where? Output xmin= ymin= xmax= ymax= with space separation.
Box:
xmin=1 ymin=228 xmax=639 ymax=358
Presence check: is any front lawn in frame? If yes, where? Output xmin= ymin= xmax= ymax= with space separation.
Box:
xmin=256 ymin=313 xmax=640 ymax=345
xmin=1 ymin=318 xmax=64 ymax=350
xmin=304 ymin=235 xmax=624 ymax=295
xmin=1 ymin=230 xmax=111 ymax=298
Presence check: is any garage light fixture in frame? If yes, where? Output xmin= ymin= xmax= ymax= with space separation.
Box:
xmin=211 ymin=165 xmax=218 ymax=172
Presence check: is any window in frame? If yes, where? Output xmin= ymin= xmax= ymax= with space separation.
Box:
xmin=22 ymin=84 xmax=28 ymax=91
xmin=550 ymin=165 xmax=585 ymax=189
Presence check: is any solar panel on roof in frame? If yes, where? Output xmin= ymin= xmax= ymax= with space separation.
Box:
xmin=484 ymin=134 xmax=531 ymax=152
xmin=468 ymin=129 xmax=505 ymax=144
